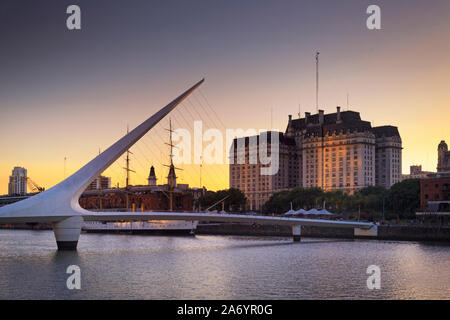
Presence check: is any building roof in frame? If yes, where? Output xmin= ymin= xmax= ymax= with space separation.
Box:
xmin=286 ymin=109 xmax=400 ymax=139
xmin=373 ymin=126 xmax=401 ymax=138
xmin=304 ymin=120 xmax=373 ymax=137
xmin=289 ymin=110 xmax=362 ymax=130
xmin=439 ymin=140 xmax=448 ymax=150
xmin=287 ymin=110 xmax=375 ymax=137
xmin=232 ymin=131 xmax=296 ymax=148
xmin=149 ymin=166 xmax=156 ymax=177
xmin=423 ymin=171 xmax=450 ymax=179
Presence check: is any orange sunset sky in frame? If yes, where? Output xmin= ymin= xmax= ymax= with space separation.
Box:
xmin=0 ymin=0 xmax=449 ymax=194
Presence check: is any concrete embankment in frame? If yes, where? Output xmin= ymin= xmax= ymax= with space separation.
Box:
xmin=0 ymin=223 xmax=52 ymax=230
xmin=2 ymin=222 xmax=449 ymax=242
xmin=196 ymin=223 xmax=450 ymax=242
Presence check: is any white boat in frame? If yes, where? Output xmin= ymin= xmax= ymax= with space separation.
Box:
xmin=83 ymin=219 xmax=198 ymax=236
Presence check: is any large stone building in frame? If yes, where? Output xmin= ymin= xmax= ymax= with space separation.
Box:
xmin=373 ymin=126 xmax=403 ymax=188
xmin=229 ymin=132 xmax=299 ymax=210
xmin=286 ymin=107 xmax=401 ymax=192
xmin=230 ymin=107 xmax=402 ymax=210
xmin=8 ymin=167 xmax=27 ymax=196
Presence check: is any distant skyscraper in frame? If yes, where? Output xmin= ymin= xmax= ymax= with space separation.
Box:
xmin=373 ymin=126 xmax=403 ymax=188
xmin=85 ymin=175 xmax=111 ymax=191
xmin=8 ymin=167 xmax=27 ymax=195
xmin=230 ymin=132 xmax=299 ymax=210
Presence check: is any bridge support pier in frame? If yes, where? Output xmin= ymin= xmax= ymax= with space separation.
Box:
xmin=52 ymin=216 xmax=83 ymax=250
xmin=292 ymin=225 xmax=301 ymax=242
xmin=354 ymin=225 xmax=378 ymax=238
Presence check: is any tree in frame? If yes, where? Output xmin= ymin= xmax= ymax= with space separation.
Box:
xmin=262 ymin=187 xmax=324 ymax=214
xmin=261 ymin=180 xmax=421 ymax=220
xmin=385 ymin=179 xmax=420 ymax=219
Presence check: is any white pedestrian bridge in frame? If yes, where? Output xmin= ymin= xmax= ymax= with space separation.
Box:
xmin=0 ymin=79 xmax=375 ymax=250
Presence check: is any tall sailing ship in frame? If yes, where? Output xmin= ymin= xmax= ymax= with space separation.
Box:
xmin=82 ymin=120 xmax=200 ymax=235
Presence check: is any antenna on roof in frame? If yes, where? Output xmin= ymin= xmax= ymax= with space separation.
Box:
xmin=63 ymin=156 xmax=67 ymax=179
xmin=346 ymin=92 xmax=349 ymax=111
xmin=315 ymin=51 xmax=320 ymax=113
xmin=270 ymin=107 xmax=273 ymax=129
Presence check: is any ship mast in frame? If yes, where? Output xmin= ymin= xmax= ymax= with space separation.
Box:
xmin=163 ymin=119 xmax=182 ymax=211
xmin=123 ymin=125 xmax=135 ymax=210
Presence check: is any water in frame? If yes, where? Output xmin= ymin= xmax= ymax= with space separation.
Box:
xmin=0 ymin=229 xmax=449 ymax=299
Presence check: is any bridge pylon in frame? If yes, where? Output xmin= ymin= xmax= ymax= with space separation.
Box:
xmin=53 ymin=216 xmax=83 ymax=250
xmin=292 ymin=225 xmax=301 ymax=242
xmin=0 ymin=79 xmax=205 ymax=250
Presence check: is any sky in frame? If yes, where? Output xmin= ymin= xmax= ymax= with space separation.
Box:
xmin=0 ymin=0 xmax=449 ymax=194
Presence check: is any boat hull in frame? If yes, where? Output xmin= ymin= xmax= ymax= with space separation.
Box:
xmin=82 ymin=220 xmax=198 ymax=236
xmin=83 ymin=229 xmax=195 ymax=236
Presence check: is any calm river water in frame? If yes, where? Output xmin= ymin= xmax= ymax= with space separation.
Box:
xmin=0 ymin=229 xmax=448 ymax=299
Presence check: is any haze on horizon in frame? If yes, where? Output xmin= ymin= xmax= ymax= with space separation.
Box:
xmin=0 ymin=0 xmax=449 ymax=194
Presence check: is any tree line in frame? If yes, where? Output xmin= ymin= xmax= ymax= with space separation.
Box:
xmin=196 ymin=179 xmax=421 ymax=221
xmin=262 ymin=179 xmax=421 ymax=220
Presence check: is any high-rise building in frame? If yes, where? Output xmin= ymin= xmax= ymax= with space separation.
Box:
xmin=85 ymin=175 xmax=111 ymax=191
xmin=286 ymin=107 xmax=378 ymax=193
xmin=229 ymin=108 xmax=402 ymax=210
xmin=8 ymin=167 xmax=27 ymax=195
xmin=229 ymin=132 xmax=299 ymax=210
xmin=373 ymin=126 xmax=403 ymax=188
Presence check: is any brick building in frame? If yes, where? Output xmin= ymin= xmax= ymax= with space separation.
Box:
xmin=79 ymin=166 xmax=204 ymax=212
xmin=79 ymin=185 xmax=193 ymax=211
xmin=420 ymin=172 xmax=450 ymax=210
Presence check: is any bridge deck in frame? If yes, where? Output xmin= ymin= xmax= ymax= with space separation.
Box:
xmin=82 ymin=212 xmax=374 ymax=229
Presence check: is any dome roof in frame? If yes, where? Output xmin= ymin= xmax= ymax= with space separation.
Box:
xmin=149 ymin=166 xmax=156 ymax=177
xmin=438 ymin=140 xmax=448 ymax=150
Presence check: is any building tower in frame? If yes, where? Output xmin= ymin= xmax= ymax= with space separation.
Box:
xmin=167 ymin=164 xmax=177 ymax=189
xmin=148 ymin=166 xmax=157 ymax=186
xmin=8 ymin=167 xmax=27 ymax=196
xmin=438 ymin=140 xmax=449 ymax=172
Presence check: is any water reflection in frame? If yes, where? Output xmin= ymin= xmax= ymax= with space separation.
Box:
xmin=0 ymin=230 xmax=448 ymax=299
